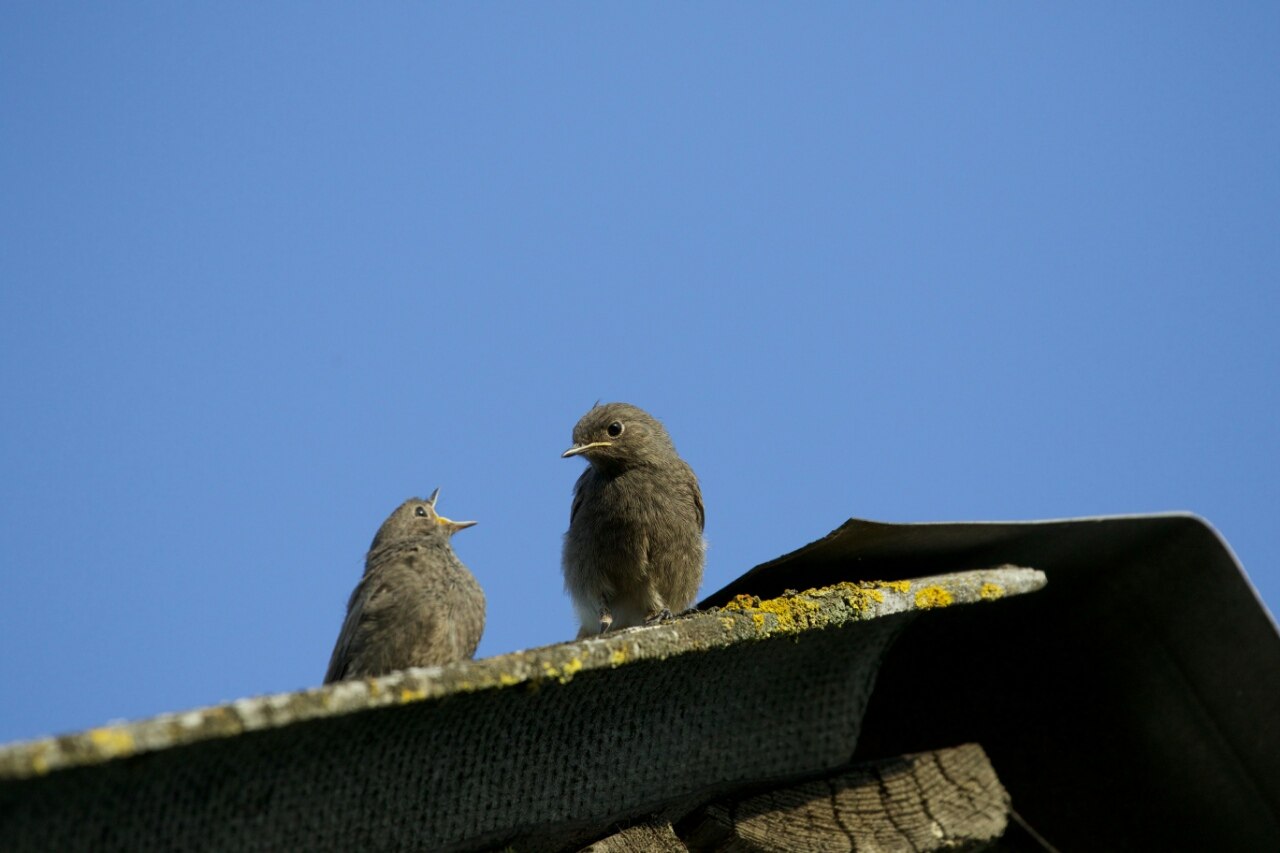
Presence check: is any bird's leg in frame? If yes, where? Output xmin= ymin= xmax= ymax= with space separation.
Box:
xmin=643 ymin=589 xmax=674 ymax=625
xmin=598 ymin=602 xmax=613 ymax=634
xmin=644 ymin=607 xmax=675 ymax=625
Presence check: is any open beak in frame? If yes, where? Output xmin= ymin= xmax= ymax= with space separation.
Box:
xmin=437 ymin=515 xmax=477 ymax=534
xmin=562 ymin=441 xmax=612 ymax=458
xmin=426 ymin=487 xmax=475 ymax=533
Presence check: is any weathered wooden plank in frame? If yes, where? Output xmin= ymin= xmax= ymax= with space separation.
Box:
xmin=578 ymin=820 xmax=689 ymax=852
xmin=681 ymin=743 xmax=1008 ymax=852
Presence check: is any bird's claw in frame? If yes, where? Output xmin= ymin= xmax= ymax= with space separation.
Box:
xmin=645 ymin=608 xmax=675 ymax=625
xmin=598 ymin=607 xmax=613 ymax=634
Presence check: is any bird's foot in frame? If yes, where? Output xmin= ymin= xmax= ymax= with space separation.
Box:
xmin=597 ymin=607 xmax=613 ymax=634
xmin=645 ymin=608 xmax=675 ymax=625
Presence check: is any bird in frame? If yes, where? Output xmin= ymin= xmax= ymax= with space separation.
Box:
xmin=324 ymin=490 xmax=484 ymax=683
xmin=561 ymin=402 xmax=705 ymax=638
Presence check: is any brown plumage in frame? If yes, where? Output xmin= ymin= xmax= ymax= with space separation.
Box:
xmin=562 ymin=402 xmax=705 ymax=637
xmin=324 ymin=490 xmax=484 ymax=683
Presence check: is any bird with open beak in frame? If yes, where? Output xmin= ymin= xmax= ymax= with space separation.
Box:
xmin=561 ymin=402 xmax=705 ymax=638
xmin=325 ymin=489 xmax=484 ymax=682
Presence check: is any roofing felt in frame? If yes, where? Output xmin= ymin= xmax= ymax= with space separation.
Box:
xmin=0 ymin=563 xmax=1044 ymax=852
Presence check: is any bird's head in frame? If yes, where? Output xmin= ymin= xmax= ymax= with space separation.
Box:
xmin=561 ymin=402 xmax=675 ymax=470
xmin=370 ymin=489 xmax=476 ymax=550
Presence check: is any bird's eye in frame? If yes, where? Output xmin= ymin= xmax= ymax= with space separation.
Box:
xmin=415 ymin=506 xmax=428 ymax=517
xmin=607 ymin=421 xmax=624 ymax=438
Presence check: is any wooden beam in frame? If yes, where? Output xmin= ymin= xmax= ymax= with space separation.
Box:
xmin=578 ymin=819 xmax=689 ymax=852
xmin=680 ymin=743 xmax=1008 ymax=852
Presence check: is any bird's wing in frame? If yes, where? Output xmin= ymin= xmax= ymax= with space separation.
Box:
xmin=569 ymin=468 xmax=592 ymax=526
xmin=324 ymin=574 xmax=384 ymax=684
xmin=688 ymin=464 xmax=705 ymax=532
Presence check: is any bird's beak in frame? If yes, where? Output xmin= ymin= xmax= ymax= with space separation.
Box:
xmin=436 ymin=515 xmax=477 ymax=534
xmin=562 ymin=441 xmax=612 ymax=458
xmin=427 ymin=487 xmax=473 ymax=533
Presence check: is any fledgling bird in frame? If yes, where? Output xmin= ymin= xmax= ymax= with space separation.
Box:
xmin=324 ymin=490 xmax=484 ymax=683
xmin=562 ymin=402 xmax=705 ymax=637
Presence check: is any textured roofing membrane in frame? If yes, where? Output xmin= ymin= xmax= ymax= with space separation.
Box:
xmin=0 ymin=558 xmax=1042 ymax=852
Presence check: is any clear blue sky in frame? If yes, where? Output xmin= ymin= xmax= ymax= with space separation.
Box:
xmin=2 ymin=5 xmax=1276 ymax=744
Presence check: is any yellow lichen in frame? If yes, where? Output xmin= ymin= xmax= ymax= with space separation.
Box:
xmin=914 ymin=586 xmax=954 ymax=609
xmin=535 ymin=657 xmax=584 ymax=685
xmin=979 ymin=582 xmax=1005 ymax=600
xmin=879 ymin=580 xmax=912 ymax=593
xmin=609 ymin=648 xmax=628 ymax=666
xmin=87 ymin=727 xmax=135 ymax=758
xmin=720 ymin=586 xmax=851 ymax=632
xmin=750 ymin=594 xmax=821 ymax=631
xmin=398 ymin=686 xmax=427 ymax=702
xmin=719 ymin=595 xmax=761 ymax=621
xmin=498 ymin=672 xmax=520 ymax=686
xmin=30 ymin=745 xmax=51 ymax=775
xmin=840 ymin=585 xmax=885 ymax=611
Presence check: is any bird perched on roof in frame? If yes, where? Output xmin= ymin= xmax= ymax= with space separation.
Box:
xmin=562 ymin=402 xmax=705 ymax=638
xmin=324 ymin=490 xmax=484 ymax=683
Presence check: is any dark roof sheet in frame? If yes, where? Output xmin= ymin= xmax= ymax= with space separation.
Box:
xmin=703 ymin=513 xmax=1280 ymax=851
